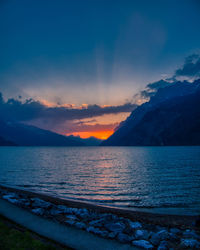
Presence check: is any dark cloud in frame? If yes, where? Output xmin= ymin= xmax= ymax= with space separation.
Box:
xmin=0 ymin=93 xmax=137 ymax=125
xmin=175 ymin=54 xmax=200 ymax=78
xmin=133 ymin=53 xmax=200 ymax=103
xmin=133 ymin=79 xmax=172 ymax=102
xmin=64 ymin=122 xmax=118 ymax=134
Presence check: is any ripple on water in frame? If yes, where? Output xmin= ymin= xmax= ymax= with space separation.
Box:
xmin=0 ymin=146 xmax=200 ymax=215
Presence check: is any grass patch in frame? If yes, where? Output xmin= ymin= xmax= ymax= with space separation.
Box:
xmin=0 ymin=217 xmax=64 ymax=250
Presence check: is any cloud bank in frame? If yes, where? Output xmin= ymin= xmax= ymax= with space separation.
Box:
xmin=0 ymin=92 xmax=137 ymax=134
xmin=175 ymin=54 xmax=200 ymax=78
xmin=133 ymin=53 xmax=200 ymax=103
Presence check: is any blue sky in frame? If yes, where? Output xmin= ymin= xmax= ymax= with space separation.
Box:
xmin=0 ymin=0 xmax=200 ymax=138
xmin=1 ymin=0 xmax=200 ymax=105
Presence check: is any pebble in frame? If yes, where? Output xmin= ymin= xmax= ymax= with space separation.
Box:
xmin=57 ymin=205 xmax=68 ymax=212
xmin=157 ymin=240 xmax=169 ymax=250
xmin=75 ymin=222 xmax=86 ymax=229
xmin=101 ymin=213 xmax=117 ymax=221
xmin=65 ymin=214 xmax=77 ymax=220
xmin=170 ymin=228 xmax=181 ymax=234
xmin=108 ymin=231 xmax=118 ymax=239
xmin=183 ymin=229 xmax=200 ymax=239
xmin=76 ymin=209 xmax=89 ymax=219
xmin=89 ymin=218 xmax=105 ymax=227
xmin=135 ymin=229 xmax=149 ymax=240
xmin=87 ymin=226 xmax=108 ymax=237
xmin=2 ymin=193 xmax=18 ymax=199
xmin=150 ymin=230 xmax=170 ymax=246
xmin=31 ymin=198 xmax=52 ymax=209
xmin=132 ymin=239 xmax=154 ymax=249
xmin=180 ymin=238 xmax=200 ymax=248
xmin=129 ymin=221 xmax=142 ymax=229
xmin=65 ymin=219 xmax=75 ymax=226
xmin=50 ymin=207 xmax=63 ymax=215
xmin=2 ymin=194 xmax=19 ymax=204
xmin=104 ymin=222 xmax=125 ymax=233
xmin=31 ymin=208 xmax=44 ymax=216
xmin=117 ymin=233 xmax=133 ymax=243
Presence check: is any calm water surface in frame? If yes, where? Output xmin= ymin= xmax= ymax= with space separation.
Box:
xmin=0 ymin=146 xmax=200 ymax=215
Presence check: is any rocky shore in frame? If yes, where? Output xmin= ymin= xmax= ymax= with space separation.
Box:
xmin=0 ymin=185 xmax=199 ymax=249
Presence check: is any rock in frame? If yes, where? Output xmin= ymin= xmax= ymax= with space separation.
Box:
xmin=2 ymin=194 xmax=19 ymax=204
xmin=77 ymin=208 xmax=88 ymax=214
xmin=104 ymin=222 xmax=126 ymax=233
xmin=31 ymin=198 xmax=52 ymax=209
xmin=31 ymin=208 xmax=44 ymax=216
xmin=129 ymin=221 xmax=142 ymax=230
xmin=6 ymin=198 xmax=18 ymax=204
xmin=108 ymin=232 xmax=118 ymax=239
xmin=20 ymin=200 xmax=31 ymax=207
xmin=50 ymin=207 xmax=63 ymax=215
xmin=2 ymin=193 xmax=18 ymax=199
xmin=65 ymin=215 xmax=77 ymax=220
xmin=57 ymin=205 xmax=68 ymax=212
xmin=17 ymin=198 xmax=30 ymax=207
xmin=58 ymin=206 xmax=79 ymax=215
xmin=132 ymin=240 xmax=154 ymax=249
xmin=183 ymin=229 xmax=200 ymax=239
xmin=156 ymin=226 xmax=167 ymax=232
xmin=168 ymin=232 xmax=178 ymax=242
xmin=87 ymin=226 xmax=108 ymax=237
xmin=69 ymin=207 xmax=82 ymax=214
xmin=123 ymin=226 xmax=134 ymax=235
xmin=150 ymin=230 xmax=170 ymax=246
xmin=150 ymin=233 xmax=161 ymax=246
xmin=87 ymin=212 xmax=99 ymax=220
xmin=89 ymin=218 xmax=105 ymax=227
xmin=117 ymin=233 xmax=133 ymax=243
xmin=180 ymin=238 xmax=200 ymax=248
xmin=87 ymin=226 xmax=97 ymax=233
xmin=76 ymin=208 xmax=89 ymax=219
xmin=100 ymin=213 xmax=117 ymax=221
xmin=96 ymin=230 xmax=108 ymax=238
xmin=157 ymin=240 xmax=169 ymax=250
xmin=169 ymin=228 xmax=181 ymax=234
xmin=75 ymin=222 xmax=86 ymax=229
xmin=65 ymin=220 xmax=75 ymax=226
xmin=135 ymin=229 xmax=149 ymax=240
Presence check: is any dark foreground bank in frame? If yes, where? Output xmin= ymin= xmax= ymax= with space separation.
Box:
xmin=0 ymin=214 xmax=67 ymax=250
xmin=0 ymin=185 xmax=200 ymax=249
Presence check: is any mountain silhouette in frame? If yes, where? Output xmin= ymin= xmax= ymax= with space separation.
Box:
xmin=102 ymin=79 xmax=200 ymax=146
xmin=0 ymin=120 xmax=84 ymax=146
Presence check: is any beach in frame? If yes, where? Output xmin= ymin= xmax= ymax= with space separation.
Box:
xmin=0 ymin=184 xmax=199 ymax=249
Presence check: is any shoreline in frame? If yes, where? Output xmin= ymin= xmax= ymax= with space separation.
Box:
xmin=0 ymin=184 xmax=200 ymax=249
xmin=0 ymin=184 xmax=198 ymax=228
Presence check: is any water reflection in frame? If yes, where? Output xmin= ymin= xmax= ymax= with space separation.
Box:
xmin=0 ymin=146 xmax=200 ymax=215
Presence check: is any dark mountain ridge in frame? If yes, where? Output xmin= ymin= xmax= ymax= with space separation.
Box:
xmin=102 ymin=79 xmax=200 ymax=146
xmin=0 ymin=135 xmax=16 ymax=146
xmin=0 ymin=120 xmax=84 ymax=146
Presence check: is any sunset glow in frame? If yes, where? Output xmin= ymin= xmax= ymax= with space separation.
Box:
xmin=66 ymin=130 xmax=114 ymax=140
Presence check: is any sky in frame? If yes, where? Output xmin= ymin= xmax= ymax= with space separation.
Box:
xmin=0 ymin=0 xmax=200 ymax=139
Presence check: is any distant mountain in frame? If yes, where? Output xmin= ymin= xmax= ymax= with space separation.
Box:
xmin=0 ymin=120 xmax=84 ymax=146
xmin=102 ymin=79 xmax=200 ymax=146
xmin=69 ymin=135 xmax=103 ymax=146
xmin=0 ymin=135 xmax=16 ymax=146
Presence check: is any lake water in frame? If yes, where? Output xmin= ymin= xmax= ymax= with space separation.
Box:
xmin=0 ymin=146 xmax=200 ymax=215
